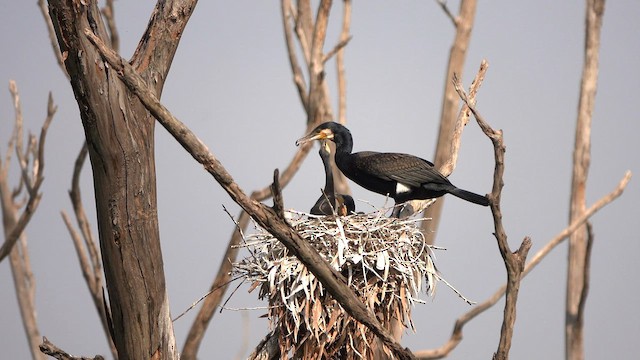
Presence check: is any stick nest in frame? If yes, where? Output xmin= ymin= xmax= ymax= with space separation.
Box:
xmin=233 ymin=211 xmax=439 ymax=359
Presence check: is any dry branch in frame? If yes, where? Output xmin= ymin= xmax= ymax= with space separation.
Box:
xmin=401 ymin=60 xmax=487 ymax=218
xmin=60 ymin=143 xmax=116 ymax=358
xmin=185 ymin=2 xmax=353 ymax=356
xmin=421 ymin=0 xmax=477 ymax=241
xmin=38 ymin=0 xmax=69 ymax=80
xmin=452 ymin=72 xmax=531 ymax=360
xmin=39 ymin=337 xmax=104 ymax=360
xmin=0 ymin=81 xmax=54 ymax=360
xmin=0 ymin=82 xmax=52 ymax=263
xmin=415 ymin=170 xmax=630 ymax=359
xmin=566 ymin=1 xmax=606 ymax=358
xmin=85 ymin=31 xmax=415 ymax=360
xmin=336 ymin=0 xmax=351 ymax=124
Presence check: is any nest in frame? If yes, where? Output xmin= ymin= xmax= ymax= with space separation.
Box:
xmin=233 ymin=210 xmax=440 ymax=359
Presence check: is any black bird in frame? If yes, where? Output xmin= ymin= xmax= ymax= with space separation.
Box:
xmin=296 ymin=122 xmax=489 ymax=217
xmin=310 ymin=140 xmax=356 ymax=216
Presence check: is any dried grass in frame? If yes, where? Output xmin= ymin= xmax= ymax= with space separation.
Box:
xmin=233 ymin=210 xmax=440 ymax=359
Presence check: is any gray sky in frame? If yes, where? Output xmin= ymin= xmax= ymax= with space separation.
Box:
xmin=1 ymin=1 xmax=638 ymax=359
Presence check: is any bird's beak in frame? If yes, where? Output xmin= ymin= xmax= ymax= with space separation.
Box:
xmin=295 ymin=129 xmax=333 ymax=146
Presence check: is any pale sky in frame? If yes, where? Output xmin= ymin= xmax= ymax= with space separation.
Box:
xmin=1 ymin=1 xmax=638 ymax=359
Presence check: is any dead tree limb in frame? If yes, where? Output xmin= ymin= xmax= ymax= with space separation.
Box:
xmin=0 ymin=81 xmax=54 ymax=360
xmin=38 ymin=0 xmax=69 ymax=80
xmin=421 ymin=0 xmax=477 ymax=242
xmin=0 ymin=82 xmax=52 ymax=263
xmin=415 ymin=170 xmax=630 ymax=359
xmin=183 ymin=3 xmax=353 ymax=358
xmin=453 ymin=73 xmax=532 ymax=360
xmin=401 ymin=59 xmax=487 ymax=218
xmin=39 ymin=337 xmax=104 ymax=360
xmin=85 ymin=31 xmax=415 ymax=360
xmin=566 ymin=1 xmax=605 ymax=359
xmin=60 ymin=143 xmax=116 ymax=358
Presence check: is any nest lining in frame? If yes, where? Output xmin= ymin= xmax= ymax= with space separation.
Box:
xmin=233 ymin=210 xmax=440 ymax=359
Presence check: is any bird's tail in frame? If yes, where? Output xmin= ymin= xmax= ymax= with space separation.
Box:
xmin=449 ymin=188 xmax=490 ymax=206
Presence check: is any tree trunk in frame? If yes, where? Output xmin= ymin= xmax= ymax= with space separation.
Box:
xmin=47 ymin=0 xmax=196 ymax=358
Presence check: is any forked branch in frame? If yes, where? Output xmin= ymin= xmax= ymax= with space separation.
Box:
xmin=0 ymin=81 xmax=55 ymax=360
xmin=452 ymin=70 xmax=532 ymax=360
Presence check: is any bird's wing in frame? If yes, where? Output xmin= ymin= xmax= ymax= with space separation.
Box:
xmin=351 ymin=152 xmax=447 ymax=187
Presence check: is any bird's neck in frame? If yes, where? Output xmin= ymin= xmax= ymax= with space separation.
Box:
xmin=321 ymin=153 xmax=335 ymax=195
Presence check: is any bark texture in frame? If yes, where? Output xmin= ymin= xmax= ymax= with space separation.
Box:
xmin=47 ymin=0 xmax=197 ymax=358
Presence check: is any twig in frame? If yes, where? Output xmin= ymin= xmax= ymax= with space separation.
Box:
xmin=172 ymin=275 xmax=243 ymax=323
xmin=85 ymin=31 xmax=416 ymax=360
xmin=322 ymin=35 xmax=352 ymax=64
xmin=0 ymin=82 xmax=51 ymax=263
xmin=1 ymin=81 xmax=54 ymax=359
xmin=436 ymin=0 xmax=458 ymax=27
xmin=39 ymin=337 xmax=104 ymax=360
xmin=420 ymin=0 xmax=477 ymax=230
xmin=101 ymin=0 xmax=120 ymax=51
xmin=336 ymin=0 xmax=351 ymax=124
xmin=37 ymin=0 xmax=69 ymax=79
xmin=61 ymin=142 xmax=116 ymax=358
xmin=442 ymin=60 xmax=487 ymax=177
xmin=281 ymin=0 xmax=309 ymax=112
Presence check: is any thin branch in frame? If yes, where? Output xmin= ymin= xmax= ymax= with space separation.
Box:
xmin=85 ymin=31 xmax=416 ymax=360
xmin=421 ymin=0 xmax=477 ymax=236
xmin=415 ymin=171 xmax=631 ymax=359
xmin=188 ymin=2 xmax=349 ymax=357
xmin=181 ymin=104 xmax=317 ymax=360
xmin=322 ymin=35 xmax=352 ymax=64
xmin=441 ymin=60 xmax=487 ymax=177
xmin=402 ymin=59 xmax=487 ymax=218
xmin=294 ymin=0 xmax=313 ymax=64
xmin=100 ymin=0 xmax=120 ymax=52
xmin=336 ymin=0 xmax=351 ymax=125
xmin=39 ymin=337 xmax=104 ymax=360
xmin=281 ymin=0 xmax=309 ymax=112
xmin=0 ymin=82 xmax=52 ymax=263
xmin=37 ymin=0 xmax=69 ymax=80
xmin=1 ymin=81 xmax=54 ymax=359
xmin=453 ymin=72 xmax=531 ymax=360
xmin=9 ymin=236 xmax=44 ymax=360
xmin=436 ymin=0 xmax=458 ymax=27
xmin=62 ymin=143 xmax=115 ymax=358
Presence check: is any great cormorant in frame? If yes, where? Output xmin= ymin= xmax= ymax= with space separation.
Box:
xmin=297 ymin=122 xmax=489 ymax=217
xmin=310 ymin=140 xmax=356 ymax=216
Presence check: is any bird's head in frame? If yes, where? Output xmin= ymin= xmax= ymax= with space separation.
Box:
xmin=295 ymin=122 xmax=337 ymax=146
